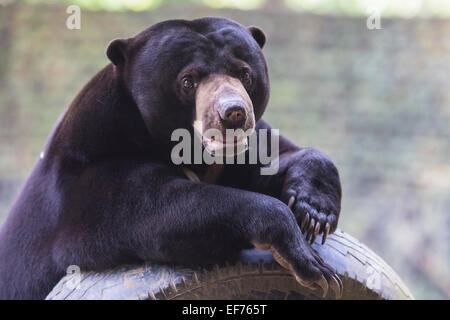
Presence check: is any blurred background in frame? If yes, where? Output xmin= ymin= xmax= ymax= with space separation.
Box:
xmin=0 ymin=0 xmax=449 ymax=299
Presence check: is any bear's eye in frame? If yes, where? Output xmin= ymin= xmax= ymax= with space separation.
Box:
xmin=240 ymin=69 xmax=252 ymax=86
xmin=182 ymin=76 xmax=195 ymax=90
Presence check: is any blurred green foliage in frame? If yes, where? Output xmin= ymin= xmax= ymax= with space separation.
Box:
xmin=0 ymin=1 xmax=449 ymax=299
xmin=7 ymin=0 xmax=450 ymax=16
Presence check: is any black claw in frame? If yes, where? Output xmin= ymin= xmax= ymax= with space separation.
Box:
xmin=306 ymin=219 xmax=315 ymax=241
xmin=301 ymin=213 xmax=309 ymax=233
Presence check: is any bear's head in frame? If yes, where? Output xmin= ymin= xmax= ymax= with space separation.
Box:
xmin=106 ymin=17 xmax=269 ymax=156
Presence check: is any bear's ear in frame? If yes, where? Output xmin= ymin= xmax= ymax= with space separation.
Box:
xmin=247 ymin=26 xmax=266 ymax=49
xmin=106 ymin=38 xmax=129 ymax=66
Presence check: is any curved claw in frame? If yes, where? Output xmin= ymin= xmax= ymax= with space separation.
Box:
xmin=312 ymin=249 xmax=325 ymax=265
xmin=329 ymin=274 xmax=342 ymax=299
xmin=270 ymin=248 xmax=319 ymax=293
xmin=322 ymin=222 xmax=331 ymax=245
xmin=311 ymin=222 xmax=321 ymax=244
xmin=301 ymin=213 xmax=310 ymax=233
xmin=288 ymin=196 xmax=295 ymax=209
xmin=292 ymin=271 xmax=314 ymax=288
xmin=306 ymin=219 xmax=315 ymax=241
xmin=316 ymin=275 xmax=329 ymax=298
xmin=270 ymin=248 xmax=292 ymax=271
xmin=333 ymin=274 xmax=344 ymax=298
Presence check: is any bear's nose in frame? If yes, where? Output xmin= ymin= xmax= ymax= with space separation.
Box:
xmin=220 ymin=104 xmax=247 ymax=129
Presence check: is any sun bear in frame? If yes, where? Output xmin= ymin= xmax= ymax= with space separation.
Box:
xmin=0 ymin=17 xmax=342 ymax=300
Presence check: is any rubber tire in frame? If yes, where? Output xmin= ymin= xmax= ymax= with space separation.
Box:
xmin=46 ymin=229 xmax=414 ymax=300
